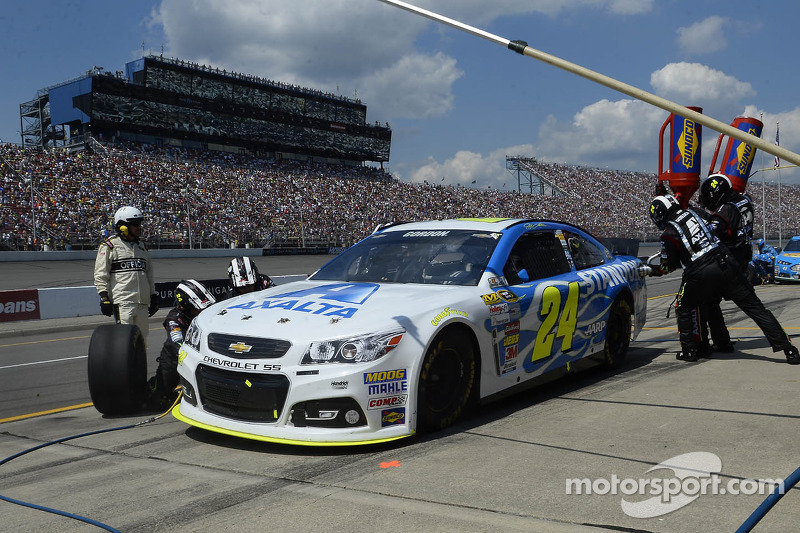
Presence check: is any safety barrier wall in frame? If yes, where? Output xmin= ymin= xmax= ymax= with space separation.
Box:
xmin=0 ymin=274 xmax=307 ymax=323
xmin=0 ymin=246 xmax=343 ymax=262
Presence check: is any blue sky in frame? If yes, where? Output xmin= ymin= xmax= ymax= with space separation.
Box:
xmin=2 ymin=0 xmax=799 ymax=187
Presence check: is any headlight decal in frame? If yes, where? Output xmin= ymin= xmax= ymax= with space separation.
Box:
xmin=301 ymin=329 xmax=405 ymax=364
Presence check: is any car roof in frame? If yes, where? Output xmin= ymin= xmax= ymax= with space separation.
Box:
xmin=376 ymin=218 xmax=551 ymax=233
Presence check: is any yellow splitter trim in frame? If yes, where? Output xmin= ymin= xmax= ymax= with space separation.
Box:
xmin=171 ymin=405 xmax=412 ymax=447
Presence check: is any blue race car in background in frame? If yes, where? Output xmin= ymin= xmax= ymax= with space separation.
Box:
xmin=750 ymin=238 xmax=778 ymax=284
xmin=774 ymin=236 xmax=800 ymax=283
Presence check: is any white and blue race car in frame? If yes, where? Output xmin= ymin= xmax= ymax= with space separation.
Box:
xmin=774 ymin=236 xmax=800 ymax=283
xmin=172 ymin=218 xmax=648 ymax=445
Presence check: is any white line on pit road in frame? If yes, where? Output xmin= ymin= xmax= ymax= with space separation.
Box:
xmin=0 ymin=355 xmax=87 ymax=370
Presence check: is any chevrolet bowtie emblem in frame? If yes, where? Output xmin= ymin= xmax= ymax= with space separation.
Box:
xmin=228 ymin=342 xmax=253 ymax=354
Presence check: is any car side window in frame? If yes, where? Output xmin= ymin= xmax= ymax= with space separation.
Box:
xmin=563 ymin=231 xmax=605 ymax=270
xmin=503 ymin=231 xmax=571 ymax=284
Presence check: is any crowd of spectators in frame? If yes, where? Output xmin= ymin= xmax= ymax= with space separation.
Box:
xmin=2 ymin=140 xmax=799 ymax=251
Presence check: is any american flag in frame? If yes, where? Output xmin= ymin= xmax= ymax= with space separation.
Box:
xmin=774 ymin=123 xmax=780 ymax=169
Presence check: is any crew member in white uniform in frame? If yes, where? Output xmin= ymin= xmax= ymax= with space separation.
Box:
xmin=94 ymin=206 xmax=158 ymax=341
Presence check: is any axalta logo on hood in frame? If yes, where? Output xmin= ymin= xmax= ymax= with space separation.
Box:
xmin=226 ymin=283 xmax=379 ymax=319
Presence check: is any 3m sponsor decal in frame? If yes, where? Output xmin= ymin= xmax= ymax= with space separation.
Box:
xmin=381 ymin=408 xmax=406 ymax=426
xmin=0 ymin=289 xmax=40 ymax=322
xmin=368 ymin=395 xmax=408 ymax=410
xmin=227 ymin=282 xmax=379 ymax=319
xmin=505 ymin=344 xmax=519 ymax=361
xmin=431 ymin=306 xmax=468 ymax=326
xmin=481 ymin=293 xmax=502 ymax=305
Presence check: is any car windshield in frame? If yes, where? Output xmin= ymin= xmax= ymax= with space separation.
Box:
xmin=311 ymin=229 xmax=500 ymax=285
xmin=783 ymin=240 xmax=800 ymax=253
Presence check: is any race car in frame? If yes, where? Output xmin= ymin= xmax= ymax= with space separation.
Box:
xmin=774 ymin=236 xmax=800 ymax=283
xmin=172 ymin=218 xmax=649 ymax=445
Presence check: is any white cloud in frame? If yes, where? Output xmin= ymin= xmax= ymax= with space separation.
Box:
xmin=406 ymin=144 xmax=535 ymax=187
xmin=535 ymin=99 xmax=665 ymax=170
xmin=413 ymin=0 xmax=654 ymax=22
xmin=359 ymin=53 xmax=464 ymax=120
xmin=650 ymin=62 xmax=755 ymax=113
xmin=676 ymin=16 xmax=729 ymax=56
xmin=153 ymin=0 xmax=655 ymax=119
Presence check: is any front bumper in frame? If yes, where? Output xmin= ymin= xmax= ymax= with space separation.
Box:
xmin=774 ymin=264 xmax=800 ymax=282
xmin=174 ymin=346 xmax=416 ymax=445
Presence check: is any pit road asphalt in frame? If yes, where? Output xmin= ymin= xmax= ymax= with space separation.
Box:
xmin=1 ymin=256 xmax=799 ymax=532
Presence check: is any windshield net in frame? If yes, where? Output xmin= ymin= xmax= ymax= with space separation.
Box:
xmin=311 ymin=229 xmax=500 ymax=285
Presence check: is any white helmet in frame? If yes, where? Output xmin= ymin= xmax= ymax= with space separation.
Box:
xmin=114 ymin=206 xmax=144 ymax=234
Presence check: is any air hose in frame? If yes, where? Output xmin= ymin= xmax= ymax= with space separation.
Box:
xmin=1 ymin=393 xmax=181 ymax=532
xmin=735 ymin=465 xmax=800 ymax=532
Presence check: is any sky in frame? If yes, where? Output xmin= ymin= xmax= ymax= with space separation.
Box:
xmin=2 ymin=0 xmax=799 ymax=188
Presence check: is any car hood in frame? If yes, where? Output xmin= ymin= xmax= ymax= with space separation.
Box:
xmin=197 ymin=280 xmax=476 ymax=342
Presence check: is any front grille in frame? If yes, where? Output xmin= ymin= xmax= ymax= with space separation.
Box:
xmin=196 ymin=364 xmax=290 ymax=422
xmin=207 ymin=333 xmax=291 ymax=359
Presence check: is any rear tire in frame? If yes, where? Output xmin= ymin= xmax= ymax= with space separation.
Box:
xmin=417 ymin=329 xmax=476 ymax=432
xmin=87 ymin=324 xmax=148 ymax=414
xmin=602 ymin=299 xmax=632 ymax=369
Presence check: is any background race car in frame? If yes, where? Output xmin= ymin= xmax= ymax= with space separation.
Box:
xmin=172 ymin=218 xmax=649 ymax=445
xmin=774 ymin=236 xmax=800 ymax=282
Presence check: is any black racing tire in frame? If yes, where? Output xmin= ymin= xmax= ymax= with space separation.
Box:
xmin=602 ymin=299 xmax=632 ymax=369
xmin=417 ymin=329 xmax=476 ymax=432
xmin=87 ymin=324 xmax=148 ymax=415
xmin=746 ymin=264 xmax=759 ymax=286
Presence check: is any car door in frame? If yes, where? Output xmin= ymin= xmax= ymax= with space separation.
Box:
xmin=492 ymin=229 xmax=584 ymax=378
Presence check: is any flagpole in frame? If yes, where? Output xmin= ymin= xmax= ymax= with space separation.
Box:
xmin=376 ymin=0 xmax=800 ymax=167
xmin=776 ymin=122 xmax=782 ymax=248
xmin=760 ymin=114 xmax=766 ymax=241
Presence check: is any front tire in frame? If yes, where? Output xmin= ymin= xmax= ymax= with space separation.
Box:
xmin=416 ymin=329 xmax=476 ymax=432
xmin=87 ymin=324 xmax=148 ymax=414
xmin=602 ymin=299 xmax=632 ymax=369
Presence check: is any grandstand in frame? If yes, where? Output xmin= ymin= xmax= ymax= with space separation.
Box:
xmin=4 ymin=55 xmax=799 ymax=252
xmin=2 ymin=141 xmax=799 ymax=252
xmin=19 ymin=55 xmax=391 ymax=166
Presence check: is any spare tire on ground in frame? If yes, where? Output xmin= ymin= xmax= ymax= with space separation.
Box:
xmin=87 ymin=324 xmax=148 ymax=415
